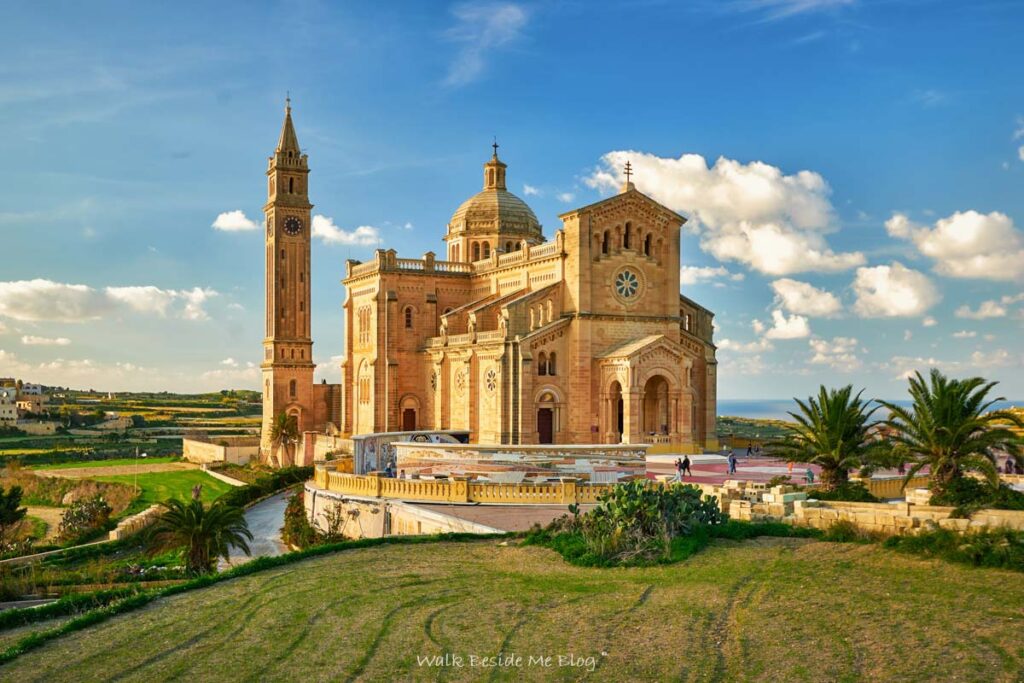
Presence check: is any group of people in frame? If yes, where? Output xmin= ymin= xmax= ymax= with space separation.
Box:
xmin=671 ymin=455 xmax=692 ymax=482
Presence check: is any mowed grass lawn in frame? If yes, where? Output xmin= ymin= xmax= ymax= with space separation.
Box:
xmin=89 ymin=470 xmax=234 ymax=515
xmin=30 ymin=456 xmax=179 ymax=470
xmin=3 ymin=538 xmax=1022 ymax=682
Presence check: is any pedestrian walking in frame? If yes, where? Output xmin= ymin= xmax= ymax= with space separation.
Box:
xmin=727 ymin=452 xmax=737 ymax=475
xmin=805 ymin=468 xmax=815 ymax=485
xmin=682 ymin=455 xmax=692 ymax=478
xmin=746 ymin=445 xmax=753 ymax=457
xmin=671 ymin=457 xmax=683 ymax=482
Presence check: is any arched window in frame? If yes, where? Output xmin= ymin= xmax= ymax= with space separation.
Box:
xmin=289 ymin=379 xmax=297 ymax=398
xmin=537 ymin=352 xmax=548 ymax=376
xmin=602 ymin=231 xmax=609 ymax=254
xmin=404 ymin=306 xmax=413 ymax=329
xmin=482 ymin=242 xmax=490 ymax=258
xmin=288 ymin=178 xmax=294 ymax=193
xmin=547 ymin=352 xmax=556 ymax=376
xmin=505 ymin=241 xmax=512 ymax=252
xmin=281 ymin=249 xmax=285 ymax=259
xmin=624 ymin=222 xmax=632 ymax=249
xmin=514 ymin=242 xmax=521 ymax=251
xmin=643 ymin=234 xmax=651 ymax=256
xmin=472 ymin=242 xmax=480 ymax=261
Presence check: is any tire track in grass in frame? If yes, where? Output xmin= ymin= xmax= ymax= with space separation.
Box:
xmin=340 ymin=592 xmax=455 ymax=683
xmin=590 ymin=584 xmax=654 ymax=676
xmin=708 ymin=544 xmax=796 ymax=683
xmin=102 ymin=572 xmax=301 ymax=683
xmin=708 ymin=574 xmax=756 ymax=683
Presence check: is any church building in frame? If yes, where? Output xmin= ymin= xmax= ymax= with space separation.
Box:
xmin=260 ymin=102 xmax=718 ymax=457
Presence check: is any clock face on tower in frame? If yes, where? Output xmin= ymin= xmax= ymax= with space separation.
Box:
xmin=283 ymin=216 xmax=303 ymax=236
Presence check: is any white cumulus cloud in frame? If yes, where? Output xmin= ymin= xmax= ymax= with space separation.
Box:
xmin=852 ymin=262 xmax=940 ymax=318
xmin=770 ymin=278 xmax=841 ymax=317
xmin=585 ymin=151 xmax=864 ymax=276
xmin=755 ymin=309 xmax=811 ymax=340
xmin=717 ymin=337 xmax=773 ymax=353
xmin=312 ymin=215 xmax=380 ymax=246
xmin=952 ymin=330 xmax=977 ymax=339
xmin=522 ymin=184 xmax=540 ymax=196
xmin=808 ymin=336 xmax=861 ymax=371
xmin=0 ymin=279 xmax=217 ymax=323
xmin=885 ymin=210 xmax=1024 ymax=282
xmin=21 ymin=335 xmax=71 ymax=346
xmin=955 ymin=293 xmax=1024 ymax=320
xmin=679 ymin=266 xmax=744 ymax=286
xmin=212 ymin=210 xmax=259 ymax=232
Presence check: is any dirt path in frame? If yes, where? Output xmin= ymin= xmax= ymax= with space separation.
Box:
xmin=34 ymin=462 xmax=200 ymax=479
xmin=24 ymin=506 xmax=64 ymax=541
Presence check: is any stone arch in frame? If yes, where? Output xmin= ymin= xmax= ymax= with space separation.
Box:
xmin=399 ymin=394 xmax=421 ymax=431
xmin=537 ymin=351 xmax=548 ymax=376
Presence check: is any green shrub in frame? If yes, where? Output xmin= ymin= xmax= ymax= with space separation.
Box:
xmin=808 ymin=482 xmax=879 ymax=503
xmin=884 ymin=527 xmax=1024 ymax=572
xmin=929 ymin=477 xmax=1024 ymax=512
xmin=281 ymin=490 xmax=318 ymax=549
xmin=219 ymin=466 xmax=312 ymax=508
xmin=58 ymin=496 xmax=112 ymax=543
xmin=571 ymin=481 xmax=724 ymax=564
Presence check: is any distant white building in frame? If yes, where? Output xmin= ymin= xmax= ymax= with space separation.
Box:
xmin=20 ymin=383 xmax=43 ymax=396
xmin=0 ymin=388 xmax=18 ymax=425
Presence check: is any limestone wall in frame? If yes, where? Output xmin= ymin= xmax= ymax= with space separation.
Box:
xmin=183 ymin=437 xmax=260 ymax=465
xmin=303 ymin=484 xmax=500 ymax=540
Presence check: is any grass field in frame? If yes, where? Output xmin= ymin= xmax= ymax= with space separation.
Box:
xmin=89 ymin=471 xmax=234 ymax=515
xmin=3 ymin=538 xmax=1022 ymax=682
xmin=30 ymin=456 xmax=179 ymax=470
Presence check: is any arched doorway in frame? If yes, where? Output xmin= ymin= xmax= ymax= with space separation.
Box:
xmin=400 ymin=395 xmax=420 ymax=432
xmin=642 ymin=375 xmax=670 ymax=436
xmin=537 ymin=391 xmax=556 ymax=444
xmin=609 ymin=381 xmax=623 ymax=443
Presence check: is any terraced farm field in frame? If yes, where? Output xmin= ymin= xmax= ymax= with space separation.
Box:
xmin=3 ymin=538 xmax=1021 ymax=682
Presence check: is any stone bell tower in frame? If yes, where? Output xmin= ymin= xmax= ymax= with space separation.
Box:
xmin=260 ymin=98 xmax=315 ymax=462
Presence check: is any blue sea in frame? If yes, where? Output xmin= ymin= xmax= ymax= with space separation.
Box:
xmin=718 ymin=399 xmax=1024 ymax=422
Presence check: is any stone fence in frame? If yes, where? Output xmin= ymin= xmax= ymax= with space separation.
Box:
xmin=109 ymin=504 xmax=164 ymax=541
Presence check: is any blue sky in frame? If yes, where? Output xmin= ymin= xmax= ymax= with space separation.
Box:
xmin=0 ymin=0 xmax=1022 ymax=399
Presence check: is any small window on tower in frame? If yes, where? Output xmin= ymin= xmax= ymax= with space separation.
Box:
xmin=404 ymin=306 xmax=413 ymax=329
xmin=483 ymin=243 xmax=490 ymax=258
xmin=299 ymin=272 xmax=304 ymax=282
xmin=281 ymin=249 xmax=285 ymax=259
xmin=299 ymin=302 xmax=304 ymax=312
xmin=289 ymin=379 xmax=297 ymax=398
xmin=289 ymin=178 xmax=294 ymax=193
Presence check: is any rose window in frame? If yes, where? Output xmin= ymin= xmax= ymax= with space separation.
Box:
xmin=615 ymin=270 xmax=639 ymax=299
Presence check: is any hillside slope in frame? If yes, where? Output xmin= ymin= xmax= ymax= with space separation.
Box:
xmin=4 ymin=538 xmax=1022 ymax=682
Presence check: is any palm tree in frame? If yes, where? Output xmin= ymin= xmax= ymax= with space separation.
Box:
xmin=774 ymin=385 xmax=880 ymax=491
xmin=880 ymin=369 xmax=1023 ymax=494
xmin=148 ymin=498 xmax=253 ymax=574
xmin=268 ymin=412 xmax=299 ymax=468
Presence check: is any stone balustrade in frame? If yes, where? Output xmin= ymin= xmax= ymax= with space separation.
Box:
xmin=314 ymin=467 xmax=613 ymax=505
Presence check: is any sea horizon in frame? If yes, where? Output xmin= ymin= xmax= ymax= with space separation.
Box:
xmin=718 ymin=398 xmax=1024 ymax=422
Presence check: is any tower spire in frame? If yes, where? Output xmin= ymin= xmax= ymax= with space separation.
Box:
xmin=276 ymin=95 xmax=301 ymax=156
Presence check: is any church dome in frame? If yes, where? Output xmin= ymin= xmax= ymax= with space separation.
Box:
xmin=446 ymin=145 xmax=543 ymax=244
xmin=449 ymin=187 xmax=541 ymax=236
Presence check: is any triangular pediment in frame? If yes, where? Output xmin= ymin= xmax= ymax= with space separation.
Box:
xmin=599 ymin=334 xmax=684 ymax=362
xmin=559 ymin=188 xmax=686 ymax=225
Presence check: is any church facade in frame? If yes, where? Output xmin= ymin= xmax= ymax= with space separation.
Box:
xmin=260 ymin=103 xmax=718 ymax=457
